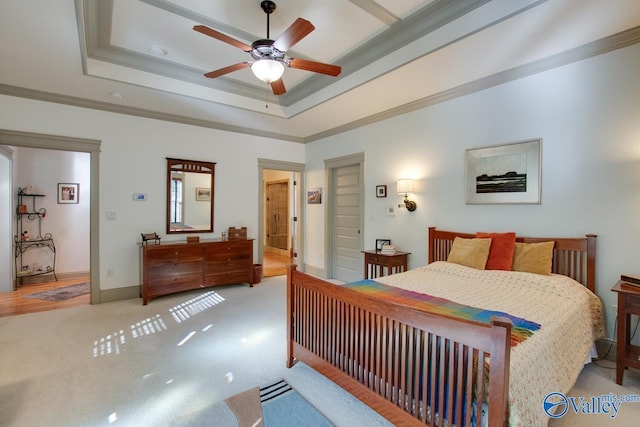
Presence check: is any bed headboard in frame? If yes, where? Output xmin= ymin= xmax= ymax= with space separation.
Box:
xmin=428 ymin=227 xmax=597 ymax=293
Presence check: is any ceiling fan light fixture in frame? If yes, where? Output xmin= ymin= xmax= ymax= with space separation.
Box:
xmin=251 ymin=59 xmax=284 ymax=83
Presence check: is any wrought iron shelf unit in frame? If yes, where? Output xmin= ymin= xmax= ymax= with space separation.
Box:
xmin=15 ymin=188 xmax=57 ymax=286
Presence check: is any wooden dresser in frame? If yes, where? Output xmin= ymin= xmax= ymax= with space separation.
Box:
xmin=140 ymin=239 xmax=254 ymax=305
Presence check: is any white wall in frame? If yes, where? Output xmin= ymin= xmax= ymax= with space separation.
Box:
xmin=305 ymin=43 xmax=640 ymax=340
xmin=0 ymin=96 xmax=305 ymax=292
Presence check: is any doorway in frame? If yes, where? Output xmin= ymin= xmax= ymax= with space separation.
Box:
xmin=0 ymin=130 xmax=101 ymax=316
xmin=266 ymin=180 xmax=289 ymax=252
xmin=258 ymin=159 xmax=304 ymax=278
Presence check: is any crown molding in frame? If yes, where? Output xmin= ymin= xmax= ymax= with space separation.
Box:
xmin=0 ymin=84 xmax=304 ymax=143
xmin=2 ymin=26 xmax=638 ymax=144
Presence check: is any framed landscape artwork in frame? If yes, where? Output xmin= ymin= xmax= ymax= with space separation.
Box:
xmin=195 ymin=187 xmax=211 ymax=201
xmin=465 ymin=139 xmax=541 ymax=204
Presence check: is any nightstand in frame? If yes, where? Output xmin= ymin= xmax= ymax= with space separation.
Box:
xmin=611 ymin=280 xmax=640 ymax=385
xmin=362 ymin=250 xmax=410 ymax=279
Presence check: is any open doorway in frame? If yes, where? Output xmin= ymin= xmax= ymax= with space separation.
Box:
xmin=0 ymin=130 xmax=100 ymax=317
xmin=258 ymin=159 xmax=304 ymax=278
xmin=264 ymin=174 xmax=291 ymax=277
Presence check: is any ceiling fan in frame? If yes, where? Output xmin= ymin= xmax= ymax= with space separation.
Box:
xmin=193 ymin=0 xmax=341 ymax=95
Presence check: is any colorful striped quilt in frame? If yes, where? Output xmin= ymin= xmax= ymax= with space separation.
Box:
xmin=344 ymin=279 xmax=540 ymax=346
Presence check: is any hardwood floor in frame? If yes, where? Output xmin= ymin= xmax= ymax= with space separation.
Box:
xmin=263 ymin=250 xmax=291 ymax=278
xmin=0 ymin=276 xmax=90 ymax=318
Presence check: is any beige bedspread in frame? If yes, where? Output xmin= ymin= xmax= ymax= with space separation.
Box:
xmin=375 ymin=261 xmax=605 ymax=427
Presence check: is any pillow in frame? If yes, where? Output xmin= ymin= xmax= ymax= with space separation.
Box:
xmin=447 ymin=237 xmax=492 ymax=270
xmin=476 ymin=232 xmax=516 ymax=270
xmin=511 ymin=241 xmax=555 ymax=275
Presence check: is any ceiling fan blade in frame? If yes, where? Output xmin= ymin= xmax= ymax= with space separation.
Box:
xmin=271 ymin=78 xmax=286 ymax=95
xmin=288 ymin=58 xmax=341 ymax=77
xmin=193 ymin=25 xmax=252 ymax=52
xmin=273 ymin=18 xmax=315 ymax=52
xmin=204 ymin=62 xmax=251 ymax=79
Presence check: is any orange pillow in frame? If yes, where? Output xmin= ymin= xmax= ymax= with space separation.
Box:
xmin=476 ymin=232 xmax=516 ymax=270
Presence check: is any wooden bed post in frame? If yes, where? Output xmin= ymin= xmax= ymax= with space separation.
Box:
xmin=586 ymin=234 xmax=597 ymax=293
xmin=488 ymin=316 xmax=512 ymax=427
xmin=286 ymin=263 xmax=297 ymax=368
xmin=428 ymin=226 xmax=436 ymax=264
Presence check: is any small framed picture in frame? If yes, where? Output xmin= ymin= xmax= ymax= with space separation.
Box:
xmin=376 ymin=185 xmax=387 ymax=198
xmin=307 ymin=188 xmax=322 ymax=204
xmin=195 ymin=187 xmax=211 ymax=201
xmin=58 ymin=183 xmax=79 ymax=204
xmin=375 ymin=239 xmax=391 ymax=251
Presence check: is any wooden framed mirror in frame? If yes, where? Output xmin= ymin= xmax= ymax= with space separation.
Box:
xmin=166 ymin=158 xmax=215 ymax=234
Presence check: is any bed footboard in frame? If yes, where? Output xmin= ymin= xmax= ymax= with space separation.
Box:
xmin=286 ymin=265 xmax=511 ymax=426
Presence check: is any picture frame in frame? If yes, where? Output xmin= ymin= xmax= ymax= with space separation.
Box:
xmin=57 ymin=183 xmax=79 ymax=204
xmin=465 ymin=138 xmax=541 ymax=204
xmin=307 ymin=188 xmax=322 ymax=204
xmin=376 ymin=185 xmax=387 ymax=198
xmin=375 ymin=239 xmax=391 ymax=251
xmin=195 ymin=187 xmax=211 ymax=201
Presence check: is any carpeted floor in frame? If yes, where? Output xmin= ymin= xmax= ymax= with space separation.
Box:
xmin=1 ymin=275 xmax=639 ymax=426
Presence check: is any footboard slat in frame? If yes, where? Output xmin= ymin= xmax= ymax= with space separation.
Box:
xmin=287 ymin=265 xmax=511 ymax=426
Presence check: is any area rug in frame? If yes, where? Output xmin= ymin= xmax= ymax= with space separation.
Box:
xmin=224 ymin=379 xmax=334 ymax=427
xmin=23 ymin=282 xmax=89 ymax=302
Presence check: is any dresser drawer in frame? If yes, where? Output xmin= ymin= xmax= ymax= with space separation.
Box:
xmin=145 ymin=245 xmax=202 ymax=263
xmin=205 ymin=271 xmax=251 ymax=286
xmin=147 ymin=261 xmax=202 ymax=285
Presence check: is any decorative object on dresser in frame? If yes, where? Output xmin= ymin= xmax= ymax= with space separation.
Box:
xmin=139 ymin=238 xmax=254 ymax=305
xmin=140 ymin=232 xmax=161 ymax=245
xmin=15 ymin=187 xmax=57 ymax=287
xmin=228 ymin=226 xmax=247 ymax=240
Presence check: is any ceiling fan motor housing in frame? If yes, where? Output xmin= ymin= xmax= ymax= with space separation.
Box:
xmin=250 ymin=39 xmax=285 ymax=62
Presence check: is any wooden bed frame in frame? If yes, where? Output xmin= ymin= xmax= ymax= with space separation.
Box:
xmin=286 ymin=227 xmax=597 ymax=426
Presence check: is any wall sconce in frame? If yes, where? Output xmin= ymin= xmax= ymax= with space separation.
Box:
xmin=397 ymin=179 xmax=417 ymax=212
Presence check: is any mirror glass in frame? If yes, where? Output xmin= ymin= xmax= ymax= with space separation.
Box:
xmin=166 ymin=158 xmax=215 ymax=234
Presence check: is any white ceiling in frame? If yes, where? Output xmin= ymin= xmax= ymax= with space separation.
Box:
xmin=1 ymin=0 xmax=639 ymax=143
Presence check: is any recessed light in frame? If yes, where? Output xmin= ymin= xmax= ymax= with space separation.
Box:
xmin=150 ymin=45 xmax=168 ymax=56
xmin=109 ymin=92 xmax=124 ymax=99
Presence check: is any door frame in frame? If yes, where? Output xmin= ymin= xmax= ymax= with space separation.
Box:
xmin=324 ymin=152 xmax=364 ymax=280
xmin=0 ymin=130 xmax=101 ymax=303
xmin=257 ymin=159 xmax=305 ymax=269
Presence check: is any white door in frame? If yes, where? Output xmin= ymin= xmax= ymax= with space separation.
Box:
xmin=0 ymin=149 xmax=12 ymax=292
xmin=331 ymin=163 xmax=363 ymax=282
